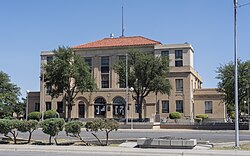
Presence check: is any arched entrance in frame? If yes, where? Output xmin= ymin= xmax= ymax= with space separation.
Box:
xmin=94 ymin=97 xmax=106 ymax=118
xmin=78 ymin=101 xmax=85 ymax=118
xmin=113 ymin=96 xmax=125 ymax=119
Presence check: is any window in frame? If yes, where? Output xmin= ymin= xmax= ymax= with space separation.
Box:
xmin=94 ymin=97 xmax=106 ymax=117
xmin=162 ymin=100 xmax=169 ymax=113
xmin=113 ymin=96 xmax=125 ymax=117
xmin=161 ymin=51 xmax=169 ymax=57
xmin=46 ymin=56 xmax=53 ymax=63
xmin=57 ymin=102 xmax=63 ymax=113
xmin=175 ymin=50 xmax=183 ymax=67
xmin=84 ymin=57 xmax=92 ymax=73
xmin=35 ymin=103 xmax=40 ymax=112
xmin=46 ymin=102 xmax=52 ymax=111
xmin=176 ymin=100 xmax=183 ymax=113
xmin=101 ymin=74 xmax=109 ymax=88
xmin=176 ymin=79 xmax=183 ymax=92
xmin=101 ymin=56 xmax=110 ymax=88
xmin=205 ymin=101 xmax=213 ymax=114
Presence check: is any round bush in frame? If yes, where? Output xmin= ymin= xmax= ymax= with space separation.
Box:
xmin=65 ymin=121 xmax=84 ymax=136
xmin=230 ymin=111 xmax=235 ymax=119
xmin=194 ymin=118 xmax=202 ymax=123
xmin=28 ymin=112 xmax=42 ymax=121
xmin=169 ymin=112 xmax=181 ymax=119
xmin=196 ymin=114 xmax=208 ymax=120
xmin=44 ymin=110 xmax=59 ymax=119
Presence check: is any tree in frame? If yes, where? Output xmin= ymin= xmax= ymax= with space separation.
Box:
xmin=45 ymin=46 xmax=96 ymax=121
xmin=0 ymin=119 xmax=21 ymax=144
xmin=65 ymin=121 xmax=89 ymax=145
xmin=85 ymin=118 xmax=119 ymax=146
xmin=0 ymin=71 xmax=21 ymax=118
xmin=18 ymin=120 xmax=38 ymax=143
xmin=40 ymin=118 xmax=64 ymax=144
xmin=114 ymin=50 xmax=171 ymax=121
xmin=28 ymin=112 xmax=42 ymax=121
xmin=44 ymin=110 xmax=59 ymax=119
xmin=216 ymin=60 xmax=250 ymax=114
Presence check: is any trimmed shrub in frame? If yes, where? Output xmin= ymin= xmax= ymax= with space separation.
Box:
xmin=196 ymin=114 xmax=208 ymax=120
xmin=230 ymin=111 xmax=235 ymax=120
xmin=40 ymin=118 xmax=65 ymax=144
xmin=28 ymin=112 xmax=41 ymax=121
xmin=65 ymin=121 xmax=89 ymax=145
xmin=0 ymin=119 xmax=22 ymax=144
xmin=194 ymin=118 xmax=202 ymax=124
xmin=169 ymin=112 xmax=181 ymax=120
xmin=18 ymin=120 xmax=38 ymax=143
xmin=44 ymin=110 xmax=59 ymax=119
xmin=85 ymin=119 xmax=119 ymax=146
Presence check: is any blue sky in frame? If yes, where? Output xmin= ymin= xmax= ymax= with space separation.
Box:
xmin=0 ymin=0 xmax=249 ymax=98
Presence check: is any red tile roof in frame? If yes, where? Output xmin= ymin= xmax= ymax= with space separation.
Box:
xmin=72 ymin=36 xmax=161 ymax=49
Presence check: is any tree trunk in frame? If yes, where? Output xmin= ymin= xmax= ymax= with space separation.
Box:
xmin=138 ymin=96 xmax=143 ymax=122
xmin=28 ymin=131 xmax=32 ymax=143
xmin=54 ymin=136 xmax=58 ymax=145
xmin=105 ymin=131 xmax=109 ymax=146
xmin=10 ymin=131 xmax=18 ymax=144
xmin=77 ymin=134 xmax=90 ymax=146
xmin=49 ymin=135 xmax=52 ymax=144
xmin=67 ymin=94 xmax=72 ymax=121
xmin=91 ymin=132 xmax=103 ymax=146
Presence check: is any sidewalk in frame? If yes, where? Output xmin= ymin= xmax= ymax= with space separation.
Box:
xmin=0 ymin=144 xmax=249 ymax=156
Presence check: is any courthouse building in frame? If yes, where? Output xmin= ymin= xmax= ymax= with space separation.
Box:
xmin=28 ymin=36 xmax=226 ymax=122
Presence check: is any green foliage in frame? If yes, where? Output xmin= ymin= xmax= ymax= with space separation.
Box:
xmin=169 ymin=112 xmax=182 ymax=119
xmin=113 ymin=50 xmax=171 ymax=120
xmin=45 ymin=46 xmax=96 ymax=120
xmin=194 ymin=118 xmax=202 ymax=124
xmin=196 ymin=114 xmax=208 ymax=119
xmin=0 ymin=71 xmax=21 ymax=118
xmin=40 ymin=118 xmax=65 ymax=144
xmin=230 ymin=111 xmax=235 ymax=120
xmin=44 ymin=110 xmax=59 ymax=119
xmin=85 ymin=119 xmax=119 ymax=146
xmin=0 ymin=119 xmax=22 ymax=144
xmin=65 ymin=121 xmax=83 ymax=136
xmin=216 ymin=60 xmax=250 ymax=114
xmin=28 ymin=112 xmax=41 ymax=121
xmin=65 ymin=121 xmax=89 ymax=145
xmin=18 ymin=120 xmax=38 ymax=143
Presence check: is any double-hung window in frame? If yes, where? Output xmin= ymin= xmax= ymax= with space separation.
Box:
xmin=175 ymin=50 xmax=183 ymax=67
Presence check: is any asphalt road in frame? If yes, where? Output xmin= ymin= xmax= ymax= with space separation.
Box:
xmin=15 ymin=128 xmax=250 ymax=143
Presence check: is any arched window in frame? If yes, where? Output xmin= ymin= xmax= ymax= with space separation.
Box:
xmin=113 ymin=96 xmax=125 ymax=118
xmin=94 ymin=97 xmax=106 ymax=118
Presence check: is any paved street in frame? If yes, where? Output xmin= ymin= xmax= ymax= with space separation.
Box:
xmin=0 ymin=144 xmax=250 ymax=156
xmin=16 ymin=128 xmax=250 ymax=143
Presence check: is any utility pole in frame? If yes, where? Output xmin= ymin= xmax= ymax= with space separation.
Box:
xmin=233 ymin=0 xmax=239 ymax=148
xmin=125 ymin=53 xmax=128 ymax=125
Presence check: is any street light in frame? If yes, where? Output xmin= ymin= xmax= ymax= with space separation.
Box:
xmin=233 ymin=0 xmax=239 ymax=148
xmin=130 ymin=87 xmax=134 ymax=129
xmin=26 ymin=90 xmax=30 ymax=120
xmin=246 ymin=84 xmax=250 ymax=130
xmin=125 ymin=53 xmax=128 ymax=125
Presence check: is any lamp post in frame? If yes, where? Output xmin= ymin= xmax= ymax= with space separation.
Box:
xmin=41 ymin=63 xmax=45 ymax=121
xmin=26 ymin=90 xmax=30 ymax=120
xmin=247 ymin=84 xmax=250 ymax=130
xmin=130 ymin=87 xmax=134 ymax=129
xmin=125 ymin=53 xmax=128 ymax=125
xmin=233 ymin=0 xmax=239 ymax=148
